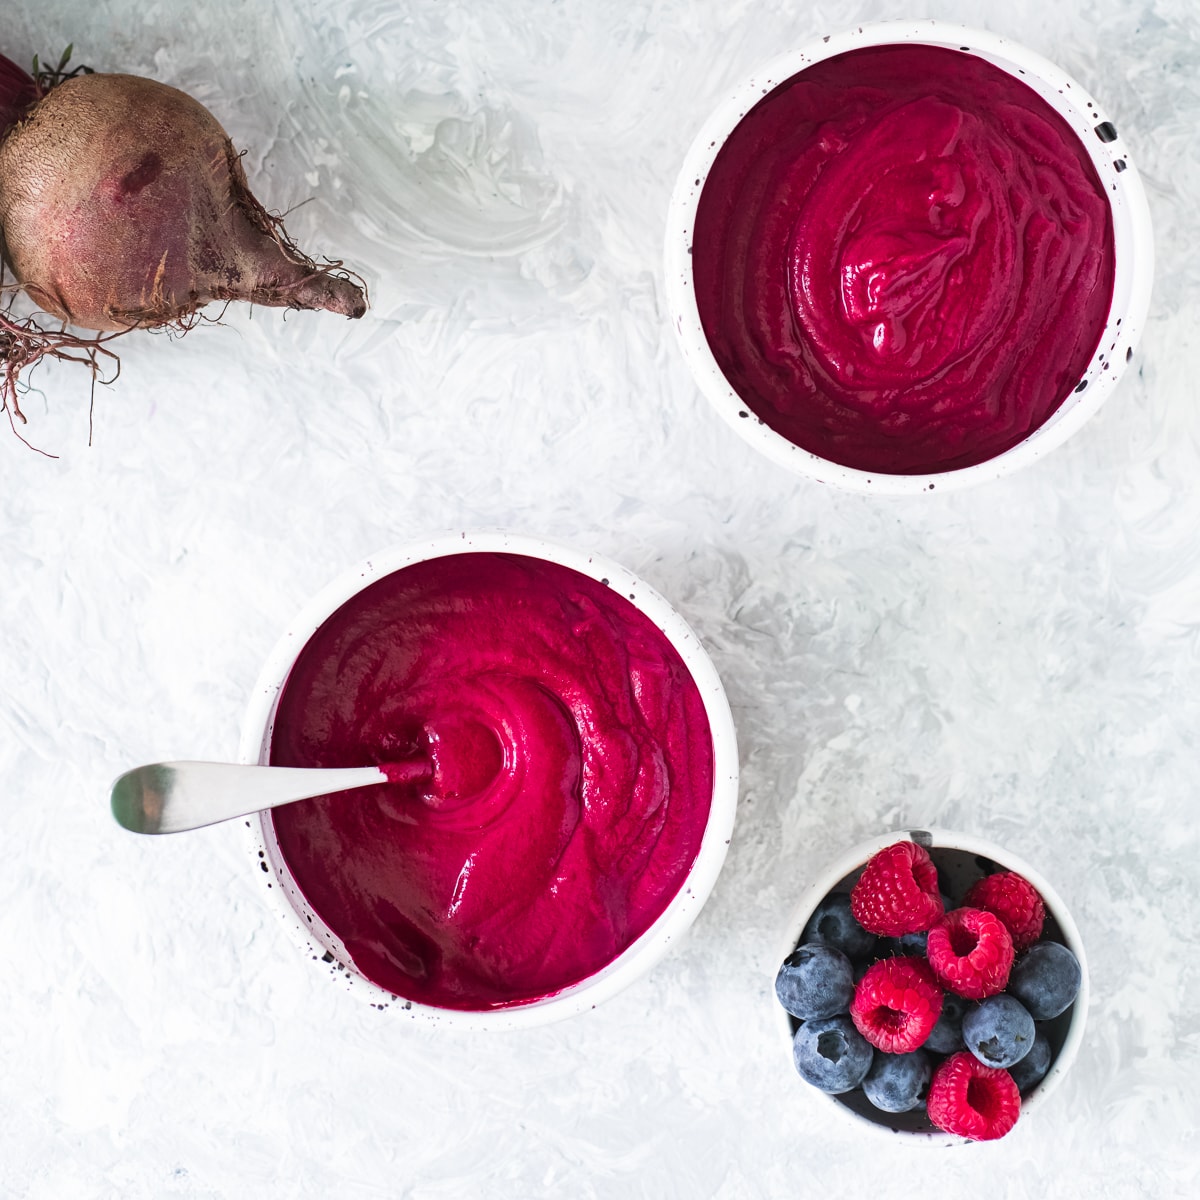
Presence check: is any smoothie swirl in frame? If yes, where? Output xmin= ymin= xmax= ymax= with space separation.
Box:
xmin=693 ymin=44 xmax=1116 ymax=474
xmin=269 ymin=552 xmax=714 ymax=1010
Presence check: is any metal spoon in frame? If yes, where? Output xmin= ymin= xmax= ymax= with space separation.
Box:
xmin=110 ymin=759 xmax=431 ymax=835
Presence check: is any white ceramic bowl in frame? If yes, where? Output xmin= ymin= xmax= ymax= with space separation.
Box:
xmin=239 ymin=531 xmax=739 ymax=1030
xmin=665 ymin=20 xmax=1154 ymax=494
xmin=776 ymin=828 xmax=1088 ymax=1142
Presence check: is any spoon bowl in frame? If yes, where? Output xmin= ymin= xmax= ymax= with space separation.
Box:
xmin=239 ymin=531 xmax=740 ymax=1029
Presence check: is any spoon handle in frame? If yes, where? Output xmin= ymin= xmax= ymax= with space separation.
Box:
xmin=111 ymin=761 xmax=390 ymax=835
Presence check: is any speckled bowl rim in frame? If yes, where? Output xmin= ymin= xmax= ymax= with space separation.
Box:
xmin=664 ymin=19 xmax=1155 ymax=495
xmin=238 ymin=530 xmax=739 ymax=1030
xmin=775 ymin=828 xmax=1089 ymax=1144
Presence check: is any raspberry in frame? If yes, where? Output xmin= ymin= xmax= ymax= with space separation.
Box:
xmin=927 ymin=907 xmax=1014 ymax=999
xmin=849 ymin=956 xmax=943 ymax=1053
xmin=927 ymin=1051 xmax=1021 ymax=1140
xmin=963 ymin=872 xmax=1046 ymax=951
xmin=849 ymin=841 xmax=944 ymax=936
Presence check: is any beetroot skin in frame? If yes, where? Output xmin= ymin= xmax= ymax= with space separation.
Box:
xmin=0 ymin=71 xmax=365 ymax=332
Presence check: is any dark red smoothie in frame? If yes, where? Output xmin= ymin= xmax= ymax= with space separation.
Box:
xmin=268 ymin=552 xmax=714 ymax=1010
xmin=693 ymin=44 xmax=1116 ymax=474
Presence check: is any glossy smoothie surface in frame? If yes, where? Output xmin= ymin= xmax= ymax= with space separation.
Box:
xmin=692 ymin=44 xmax=1116 ymax=474
xmin=269 ymin=552 xmax=715 ymax=1010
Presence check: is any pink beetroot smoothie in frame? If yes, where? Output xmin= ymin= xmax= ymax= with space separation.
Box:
xmin=269 ymin=552 xmax=714 ymax=1010
xmin=693 ymin=44 xmax=1115 ymax=474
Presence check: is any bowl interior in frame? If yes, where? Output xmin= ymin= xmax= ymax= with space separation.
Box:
xmin=239 ymin=532 xmax=739 ymax=1029
xmin=665 ymin=20 xmax=1153 ymax=493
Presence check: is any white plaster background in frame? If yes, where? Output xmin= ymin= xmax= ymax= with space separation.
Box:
xmin=1 ymin=0 xmax=1197 ymax=1196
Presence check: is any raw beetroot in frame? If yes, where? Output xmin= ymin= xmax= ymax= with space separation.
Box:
xmin=0 ymin=48 xmax=365 ymax=431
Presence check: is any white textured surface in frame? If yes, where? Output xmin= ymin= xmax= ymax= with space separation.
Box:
xmin=2 ymin=1 xmax=1198 ymax=1196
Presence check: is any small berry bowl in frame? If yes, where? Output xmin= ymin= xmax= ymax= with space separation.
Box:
xmin=775 ymin=829 xmax=1088 ymax=1142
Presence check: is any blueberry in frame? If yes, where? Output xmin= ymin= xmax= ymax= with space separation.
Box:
xmin=792 ymin=1014 xmax=874 ymax=1093
xmin=962 ymin=994 xmax=1035 ymax=1068
xmin=875 ymin=930 xmax=929 ymax=958
xmin=862 ymin=1050 xmax=932 ymax=1113
xmin=923 ymin=991 xmax=969 ymax=1054
xmin=801 ymin=893 xmax=876 ymax=960
xmin=1009 ymin=1029 xmax=1053 ymax=1093
xmin=1009 ymin=941 xmax=1082 ymax=1020
xmin=775 ymin=944 xmax=855 ymax=1020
